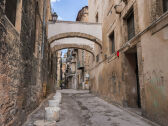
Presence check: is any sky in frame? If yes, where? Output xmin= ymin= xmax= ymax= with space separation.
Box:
xmin=50 ymin=0 xmax=88 ymax=57
xmin=51 ymin=0 xmax=88 ymax=21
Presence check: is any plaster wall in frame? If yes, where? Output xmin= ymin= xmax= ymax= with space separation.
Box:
xmin=51 ymin=38 xmax=95 ymax=49
xmin=88 ymin=0 xmax=168 ymax=125
xmin=48 ymin=21 xmax=102 ymax=40
xmin=140 ymin=22 xmax=168 ymax=126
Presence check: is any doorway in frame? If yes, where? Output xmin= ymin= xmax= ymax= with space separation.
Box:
xmin=125 ymin=46 xmax=141 ymax=108
xmin=135 ymin=53 xmax=141 ymax=108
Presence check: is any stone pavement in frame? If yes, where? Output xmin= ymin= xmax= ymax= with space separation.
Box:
xmin=23 ymin=89 xmax=159 ymax=126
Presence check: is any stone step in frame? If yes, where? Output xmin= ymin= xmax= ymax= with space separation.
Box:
xmin=54 ymin=92 xmax=61 ymax=98
xmin=53 ymin=96 xmax=61 ymax=102
xmin=48 ymin=100 xmax=60 ymax=107
xmin=53 ymin=92 xmax=62 ymax=103
xmin=34 ymin=120 xmax=56 ymax=126
xmin=45 ymin=107 xmax=60 ymax=122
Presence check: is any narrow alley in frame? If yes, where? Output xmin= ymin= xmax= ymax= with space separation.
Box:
xmin=0 ymin=0 xmax=168 ymax=126
xmin=23 ymin=90 xmax=157 ymax=126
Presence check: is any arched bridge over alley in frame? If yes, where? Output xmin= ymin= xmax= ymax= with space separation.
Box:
xmin=51 ymin=44 xmax=95 ymax=56
xmin=48 ymin=21 xmax=102 ymax=55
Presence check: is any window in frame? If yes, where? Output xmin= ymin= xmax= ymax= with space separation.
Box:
xmin=96 ymin=13 xmax=98 ymax=23
xmin=126 ymin=9 xmax=135 ymax=41
xmin=163 ymin=0 xmax=168 ymax=13
xmin=5 ymin=0 xmax=17 ymax=26
xmin=96 ymin=54 xmax=99 ymax=62
xmin=109 ymin=32 xmax=115 ymax=54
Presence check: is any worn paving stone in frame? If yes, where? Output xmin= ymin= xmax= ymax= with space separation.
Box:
xmin=23 ymin=89 xmax=157 ymax=126
xmin=57 ymin=89 xmax=156 ymax=126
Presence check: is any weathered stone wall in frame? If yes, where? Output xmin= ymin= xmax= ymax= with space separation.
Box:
xmin=76 ymin=6 xmax=88 ymax=22
xmin=55 ymin=51 xmax=62 ymax=89
xmin=89 ymin=55 xmax=126 ymax=105
xmin=135 ymin=1 xmax=168 ymax=125
xmin=47 ymin=51 xmax=57 ymax=94
xmin=0 ymin=15 xmax=22 ymax=126
xmin=0 ymin=0 xmax=51 ymax=125
xmin=88 ymin=0 xmax=168 ymax=125
xmin=88 ymin=0 xmax=131 ymax=106
xmin=139 ymin=13 xmax=168 ymax=126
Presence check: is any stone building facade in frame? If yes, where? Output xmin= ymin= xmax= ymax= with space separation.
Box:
xmin=64 ymin=6 xmax=92 ymax=90
xmin=76 ymin=6 xmax=92 ymax=89
xmin=65 ymin=49 xmax=78 ymax=89
xmin=88 ymin=0 xmax=168 ymax=126
xmin=0 ymin=0 xmax=51 ymax=125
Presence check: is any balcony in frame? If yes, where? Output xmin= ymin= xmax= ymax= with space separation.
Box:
xmin=77 ymin=61 xmax=84 ymax=70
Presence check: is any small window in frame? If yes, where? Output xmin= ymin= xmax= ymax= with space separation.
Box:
xmin=109 ymin=32 xmax=115 ymax=54
xmin=96 ymin=54 xmax=99 ymax=62
xmin=163 ymin=0 xmax=168 ymax=13
xmin=5 ymin=0 xmax=17 ymax=26
xmin=96 ymin=13 xmax=98 ymax=23
xmin=126 ymin=9 xmax=135 ymax=41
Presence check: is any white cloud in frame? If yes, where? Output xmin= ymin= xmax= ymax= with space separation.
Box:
xmin=58 ymin=16 xmax=63 ymax=20
xmin=51 ymin=0 xmax=61 ymax=3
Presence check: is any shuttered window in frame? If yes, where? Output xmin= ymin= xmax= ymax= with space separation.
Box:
xmin=127 ymin=10 xmax=135 ymax=41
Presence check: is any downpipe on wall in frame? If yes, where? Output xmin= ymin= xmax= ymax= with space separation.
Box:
xmin=41 ymin=0 xmax=46 ymax=59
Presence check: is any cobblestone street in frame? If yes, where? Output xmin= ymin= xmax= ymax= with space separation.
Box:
xmin=23 ymin=90 xmax=158 ymax=126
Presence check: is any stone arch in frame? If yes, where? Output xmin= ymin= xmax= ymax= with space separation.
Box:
xmin=51 ymin=44 xmax=95 ymax=57
xmin=48 ymin=32 xmax=102 ymax=49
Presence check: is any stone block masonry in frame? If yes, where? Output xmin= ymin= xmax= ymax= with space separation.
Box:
xmin=0 ymin=15 xmax=22 ymax=125
xmin=0 ymin=0 xmax=51 ymax=125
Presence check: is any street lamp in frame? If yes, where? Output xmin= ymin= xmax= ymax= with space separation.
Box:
xmin=52 ymin=12 xmax=58 ymax=22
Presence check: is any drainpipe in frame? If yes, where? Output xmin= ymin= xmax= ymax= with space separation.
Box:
xmin=41 ymin=0 xmax=47 ymax=59
xmin=60 ymin=57 xmax=63 ymax=81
